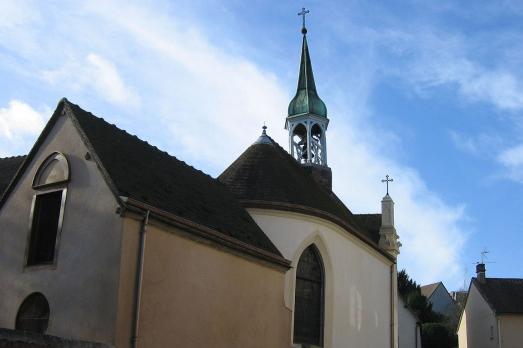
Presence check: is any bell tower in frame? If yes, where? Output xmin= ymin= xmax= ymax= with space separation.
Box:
xmin=286 ymin=8 xmax=332 ymax=189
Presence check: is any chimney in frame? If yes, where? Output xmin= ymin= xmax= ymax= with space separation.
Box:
xmin=476 ymin=263 xmax=486 ymax=283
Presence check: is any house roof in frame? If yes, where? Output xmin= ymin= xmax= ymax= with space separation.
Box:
xmin=474 ymin=278 xmax=523 ymax=315
xmin=218 ymin=136 xmax=388 ymax=256
xmin=1 ymin=99 xmax=286 ymax=264
xmin=0 ymin=156 xmax=25 ymax=197
xmin=421 ymin=282 xmax=441 ymax=299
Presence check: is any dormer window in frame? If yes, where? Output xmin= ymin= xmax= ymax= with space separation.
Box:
xmin=26 ymin=152 xmax=69 ymax=267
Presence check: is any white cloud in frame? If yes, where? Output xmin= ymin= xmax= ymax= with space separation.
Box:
xmin=341 ymin=26 xmax=523 ymax=113
xmin=398 ymin=33 xmax=523 ymax=112
xmin=497 ymin=143 xmax=523 ymax=182
xmin=0 ymin=100 xmax=45 ymax=139
xmin=0 ymin=100 xmax=47 ymax=156
xmin=41 ymin=53 xmax=139 ymax=108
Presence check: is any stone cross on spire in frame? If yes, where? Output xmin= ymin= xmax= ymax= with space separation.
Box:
xmin=298 ymin=7 xmax=310 ymax=34
xmin=381 ymin=175 xmax=393 ymax=195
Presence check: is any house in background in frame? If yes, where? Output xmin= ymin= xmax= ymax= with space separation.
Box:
xmin=398 ymin=296 xmax=422 ymax=348
xmin=458 ymin=264 xmax=523 ymax=348
xmin=420 ymin=282 xmax=457 ymax=320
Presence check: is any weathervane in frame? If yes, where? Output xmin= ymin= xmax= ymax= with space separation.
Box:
xmin=381 ymin=175 xmax=393 ymax=195
xmin=480 ymin=249 xmax=489 ymax=264
xmin=298 ymin=7 xmax=310 ymax=34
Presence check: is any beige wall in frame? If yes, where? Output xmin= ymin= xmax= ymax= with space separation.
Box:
xmin=117 ymin=217 xmax=291 ymax=348
xmin=0 ymin=115 xmax=124 ymax=345
xmin=458 ymin=283 xmax=498 ymax=348
xmin=249 ymin=208 xmax=394 ymax=348
xmin=398 ymin=297 xmax=420 ymax=348
xmin=499 ymin=314 xmax=523 ymax=348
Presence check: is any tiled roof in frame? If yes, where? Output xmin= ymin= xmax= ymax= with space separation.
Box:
xmin=474 ymin=278 xmax=523 ymax=314
xmin=421 ymin=282 xmax=441 ymax=299
xmin=61 ymin=100 xmax=282 ymax=256
xmin=353 ymin=214 xmax=381 ymax=242
xmin=0 ymin=156 xmax=25 ymax=197
xmin=218 ymin=137 xmax=381 ymax=246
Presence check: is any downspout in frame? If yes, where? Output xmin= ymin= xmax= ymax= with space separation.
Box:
xmin=415 ymin=321 xmax=421 ymax=348
xmin=497 ymin=317 xmax=502 ymax=348
xmin=131 ymin=210 xmax=150 ymax=348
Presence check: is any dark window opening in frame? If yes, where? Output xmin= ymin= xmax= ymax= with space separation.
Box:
xmin=15 ymin=292 xmax=50 ymax=334
xmin=27 ymin=190 xmax=63 ymax=265
xmin=293 ymin=245 xmax=324 ymax=347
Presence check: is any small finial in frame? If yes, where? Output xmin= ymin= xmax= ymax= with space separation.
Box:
xmin=262 ymin=123 xmax=267 ymax=135
xmin=298 ymin=7 xmax=310 ymax=35
xmin=381 ymin=174 xmax=394 ymax=195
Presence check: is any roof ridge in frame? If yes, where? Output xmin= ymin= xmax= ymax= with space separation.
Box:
xmin=63 ymin=100 xmax=217 ymax=182
xmin=0 ymin=155 xmax=27 ymax=160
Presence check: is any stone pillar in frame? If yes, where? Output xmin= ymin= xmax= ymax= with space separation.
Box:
xmin=379 ymin=194 xmax=401 ymax=257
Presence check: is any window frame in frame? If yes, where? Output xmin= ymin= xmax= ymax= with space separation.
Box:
xmin=31 ymin=152 xmax=70 ymax=189
xmin=24 ymin=186 xmax=68 ymax=271
xmin=15 ymin=292 xmax=50 ymax=334
xmin=293 ymin=244 xmax=325 ymax=347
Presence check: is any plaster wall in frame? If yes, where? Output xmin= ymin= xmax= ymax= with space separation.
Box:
xmin=498 ymin=314 xmax=523 ymax=348
xmin=0 ymin=115 xmax=123 ymax=345
xmin=118 ymin=218 xmax=292 ymax=348
xmin=249 ymin=208 xmax=394 ymax=348
xmin=457 ymin=283 xmax=498 ymax=348
xmin=398 ymin=297 xmax=420 ymax=348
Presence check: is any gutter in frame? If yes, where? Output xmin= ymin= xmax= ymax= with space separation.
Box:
xmin=131 ymin=210 xmax=150 ymax=348
xmin=123 ymin=198 xmax=291 ymax=270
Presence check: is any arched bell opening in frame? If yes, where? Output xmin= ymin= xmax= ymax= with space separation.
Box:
xmin=311 ymin=123 xmax=323 ymax=142
xmin=292 ymin=123 xmax=309 ymax=162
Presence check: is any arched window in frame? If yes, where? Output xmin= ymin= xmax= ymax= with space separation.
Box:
xmin=293 ymin=244 xmax=324 ymax=347
xmin=15 ymin=293 xmax=50 ymax=334
xmin=32 ymin=152 xmax=69 ymax=188
xmin=27 ymin=152 xmax=69 ymax=266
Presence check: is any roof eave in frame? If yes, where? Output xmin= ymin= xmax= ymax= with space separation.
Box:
xmin=123 ymin=197 xmax=291 ymax=271
xmin=243 ymin=200 xmax=396 ymax=262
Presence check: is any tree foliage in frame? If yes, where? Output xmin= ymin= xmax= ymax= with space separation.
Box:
xmin=398 ymin=269 xmax=457 ymax=348
xmin=421 ymin=323 xmax=458 ymax=348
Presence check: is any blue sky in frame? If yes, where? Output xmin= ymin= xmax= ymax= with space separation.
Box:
xmin=1 ymin=0 xmax=523 ymax=289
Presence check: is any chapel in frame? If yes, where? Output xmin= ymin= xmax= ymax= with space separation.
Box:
xmin=0 ymin=16 xmax=401 ymax=348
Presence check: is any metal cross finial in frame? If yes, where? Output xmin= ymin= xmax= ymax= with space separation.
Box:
xmin=262 ymin=122 xmax=267 ymax=135
xmin=298 ymin=7 xmax=310 ymax=34
xmin=381 ymin=174 xmax=393 ymax=195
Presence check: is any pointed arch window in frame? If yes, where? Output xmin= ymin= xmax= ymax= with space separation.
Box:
xmin=293 ymin=244 xmax=324 ymax=347
xmin=26 ymin=152 xmax=69 ymax=267
xmin=15 ymin=292 xmax=50 ymax=333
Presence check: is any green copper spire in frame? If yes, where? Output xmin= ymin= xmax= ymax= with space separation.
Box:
xmin=288 ymin=28 xmax=327 ymax=118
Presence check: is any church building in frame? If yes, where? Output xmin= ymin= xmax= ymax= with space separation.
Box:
xmin=0 ymin=16 xmax=401 ymax=348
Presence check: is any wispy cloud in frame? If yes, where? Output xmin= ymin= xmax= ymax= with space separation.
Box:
xmin=41 ymin=53 xmax=139 ymax=108
xmin=449 ymin=131 xmax=504 ymax=157
xmin=498 ymin=144 xmax=523 ymax=182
